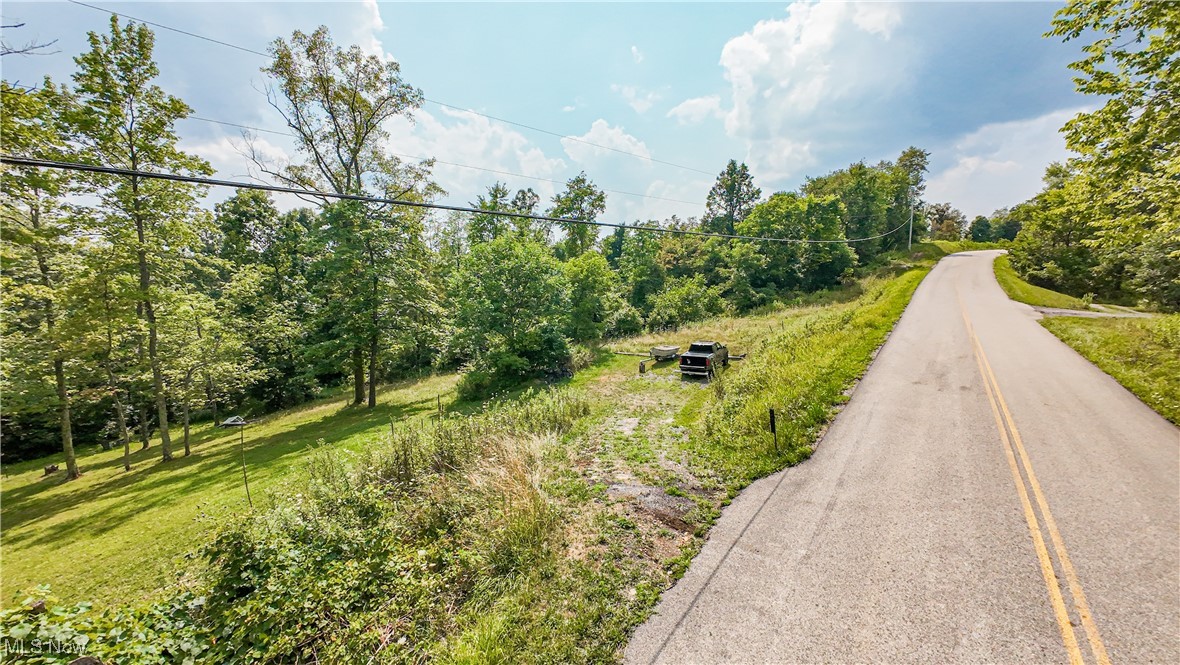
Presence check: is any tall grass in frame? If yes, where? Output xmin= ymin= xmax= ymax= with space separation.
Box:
xmin=1 ymin=389 xmax=591 ymax=665
xmin=696 ymin=272 xmax=928 ymax=488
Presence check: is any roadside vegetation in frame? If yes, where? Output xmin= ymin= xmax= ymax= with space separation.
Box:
xmin=1002 ymin=2 xmax=1177 ymax=313
xmin=993 ymin=255 xmax=1089 ymax=310
xmin=0 ymin=244 xmax=936 ymax=663
xmin=989 ymin=254 xmax=1177 ymax=424
xmin=932 ymin=239 xmax=1009 ymax=254
xmin=1041 ymin=315 xmax=1180 ymax=425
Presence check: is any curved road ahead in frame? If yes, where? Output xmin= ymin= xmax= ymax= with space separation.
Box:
xmin=626 ymin=251 xmax=1179 ymax=664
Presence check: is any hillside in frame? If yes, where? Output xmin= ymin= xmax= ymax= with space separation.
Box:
xmin=2 ymin=252 xmax=932 ymax=661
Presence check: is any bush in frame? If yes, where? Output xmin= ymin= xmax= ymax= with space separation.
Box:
xmin=605 ymin=301 xmax=644 ymax=338
xmin=645 ymin=275 xmax=731 ymax=331
xmin=449 ymin=238 xmax=573 ymax=398
xmin=2 ymin=391 xmax=590 ymax=665
xmin=0 ymin=587 xmax=210 ymax=665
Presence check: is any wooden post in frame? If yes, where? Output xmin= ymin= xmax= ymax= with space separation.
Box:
xmin=770 ymin=408 xmax=778 ymax=453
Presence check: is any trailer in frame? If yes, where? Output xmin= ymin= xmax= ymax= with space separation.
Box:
xmin=650 ymin=345 xmax=680 ymax=361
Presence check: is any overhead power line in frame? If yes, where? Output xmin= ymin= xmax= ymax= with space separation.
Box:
xmin=186 ymin=115 xmax=705 ymax=207
xmin=1 ymin=156 xmax=912 ymax=245
xmin=68 ymin=0 xmax=270 ymax=58
xmin=66 ymin=0 xmax=715 ymax=177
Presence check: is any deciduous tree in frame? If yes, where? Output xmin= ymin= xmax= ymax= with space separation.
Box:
xmin=69 ymin=17 xmax=212 ymax=462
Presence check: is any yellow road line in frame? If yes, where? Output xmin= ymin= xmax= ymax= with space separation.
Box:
xmin=960 ymin=308 xmax=1084 ymax=665
xmin=976 ymin=328 xmax=1112 ymax=665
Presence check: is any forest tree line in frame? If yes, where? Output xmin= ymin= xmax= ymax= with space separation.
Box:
xmin=2 ymin=18 xmax=936 ymax=469
xmin=1004 ymin=2 xmax=1178 ymax=310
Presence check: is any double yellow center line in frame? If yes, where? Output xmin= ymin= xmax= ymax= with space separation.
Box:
xmin=960 ymin=304 xmax=1110 ymax=665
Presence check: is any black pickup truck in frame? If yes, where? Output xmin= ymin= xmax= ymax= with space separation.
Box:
xmin=679 ymin=341 xmax=728 ymax=378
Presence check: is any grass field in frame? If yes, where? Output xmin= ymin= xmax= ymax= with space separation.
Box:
xmin=1 ymin=373 xmax=461 ymax=606
xmin=1 ymin=246 xmax=938 ymax=661
xmin=1041 ymin=315 xmax=1180 ymax=424
xmin=992 ymin=254 xmax=1089 ymax=309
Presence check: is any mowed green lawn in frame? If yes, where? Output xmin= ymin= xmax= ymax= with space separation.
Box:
xmin=1041 ymin=315 xmax=1180 ymax=425
xmin=993 ymin=254 xmax=1089 ymax=310
xmin=1 ymin=373 xmax=460 ymax=607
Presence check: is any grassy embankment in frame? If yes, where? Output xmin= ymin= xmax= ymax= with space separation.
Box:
xmin=993 ymin=254 xmax=1089 ymax=309
xmin=931 ymin=239 xmax=1009 ymax=254
xmin=1 ymin=246 xmax=938 ymax=662
xmin=988 ymin=253 xmax=1178 ymax=424
xmin=1041 ymin=316 xmax=1180 ymax=424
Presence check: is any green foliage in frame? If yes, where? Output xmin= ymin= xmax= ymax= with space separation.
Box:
xmin=1004 ymin=2 xmax=1180 ymax=311
xmin=548 ymin=172 xmax=606 ymax=260
xmin=1 ymin=391 xmax=590 ymax=664
xmin=803 ymin=147 xmax=928 ymax=257
xmin=927 ymin=202 xmax=967 ymax=241
xmin=703 ymin=160 xmax=761 ymax=235
xmin=1049 ymin=0 xmax=1178 ymax=252
xmin=468 ymin=182 xmax=543 ymax=245
xmin=605 ymin=302 xmax=644 ymax=338
xmin=1006 ymin=164 xmax=1107 ymax=297
xmin=562 ymin=251 xmax=621 ymax=342
xmin=450 ymin=237 xmax=571 ymax=397
xmin=645 ymin=275 xmax=731 ymax=331
xmin=993 ymin=255 xmax=1089 ymax=310
xmin=698 ymin=272 xmax=926 ymax=487
xmin=616 ymin=224 xmax=666 ymax=312
xmin=968 ymin=216 xmax=993 ymax=242
xmin=737 ymin=192 xmax=856 ymax=292
xmin=0 ymin=587 xmax=211 ymax=665
xmin=1041 ymin=315 xmax=1180 ymax=424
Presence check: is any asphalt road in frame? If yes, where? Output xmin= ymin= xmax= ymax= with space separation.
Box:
xmin=626 ymin=250 xmax=1179 ymax=664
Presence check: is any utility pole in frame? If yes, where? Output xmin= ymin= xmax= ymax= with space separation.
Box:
xmin=907 ymin=188 xmax=915 ymax=250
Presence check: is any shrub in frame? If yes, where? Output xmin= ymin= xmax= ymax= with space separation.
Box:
xmin=605 ymin=301 xmax=644 ymax=338
xmin=3 ymin=390 xmax=590 ymax=665
xmin=645 ymin=275 xmax=731 ymax=331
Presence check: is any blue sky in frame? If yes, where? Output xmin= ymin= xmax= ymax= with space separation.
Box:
xmin=2 ymin=1 xmax=1089 ymax=220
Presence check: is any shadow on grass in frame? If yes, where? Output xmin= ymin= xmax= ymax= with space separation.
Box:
xmin=1 ymin=387 xmax=451 ymax=546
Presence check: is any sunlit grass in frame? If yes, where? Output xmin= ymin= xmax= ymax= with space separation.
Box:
xmin=0 ymin=373 xmax=460 ymax=606
xmin=993 ymin=254 xmax=1089 ymax=309
xmin=1 ymin=245 xmax=946 ymax=656
xmin=1041 ymin=315 xmax=1179 ymax=424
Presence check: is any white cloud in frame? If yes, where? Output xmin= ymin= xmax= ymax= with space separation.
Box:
xmin=179 ymin=133 xmax=308 ymax=209
xmin=385 ymin=107 xmax=566 ymax=204
xmin=631 ymin=45 xmax=644 ymax=64
xmin=562 ymin=105 xmax=577 ymax=112
xmin=926 ymin=108 xmax=1084 ymax=218
xmin=666 ymin=95 xmax=724 ymax=125
xmin=560 ymin=119 xmax=651 ymax=164
xmin=717 ymin=0 xmax=909 ymax=183
xmin=851 ymin=2 xmax=902 ymax=37
xmin=616 ymin=178 xmax=711 ymax=224
xmin=611 ymin=84 xmax=661 ymax=114
xmin=355 ymin=0 xmax=390 ymax=60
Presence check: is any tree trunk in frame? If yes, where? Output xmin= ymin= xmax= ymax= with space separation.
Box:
xmin=30 ymin=208 xmax=79 ymax=480
xmin=132 ymin=171 xmax=172 ymax=462
xmin=113 ymin=393 xmax=131 ymax=472
xmin=368 ymin=335 xmax=378 ymax=408
xmin=183 ymin=401 xmax=191 ymax=456
xmin=54 ymin=358 xmax=79 ymax=480
xmin=139 ymin=402 xmax=151 ymax=450
xmin=353 ymin=347 xmax=366 ymax=405
xmin=146 ymin=301 xmax=172 ymax=461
